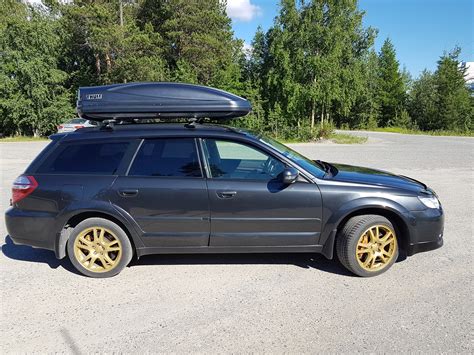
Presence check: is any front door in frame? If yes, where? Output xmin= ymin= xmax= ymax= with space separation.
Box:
xmin=110 ymin=138 xmax=210 ymax=247
xmin=202 ymin=139 xmax=323 ymax=247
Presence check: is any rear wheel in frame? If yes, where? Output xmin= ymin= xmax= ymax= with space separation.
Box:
xmin=336 ymin=215 xmax=399 ymax=277
xmin=67 ymin=218 xmax=133 ymax=278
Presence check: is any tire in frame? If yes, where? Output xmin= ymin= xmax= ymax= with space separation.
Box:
xmin=336 ymin=215 xmax=399 ymax=277
xmin=67 ymin=217 xmax=133 ymax=278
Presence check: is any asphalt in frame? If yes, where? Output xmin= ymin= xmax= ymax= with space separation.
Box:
xmin=0 ymin=131 xmax=473 ymax=353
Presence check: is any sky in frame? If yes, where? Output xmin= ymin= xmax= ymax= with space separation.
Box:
xmin=227 ymin=0 xmax=474 ymax=78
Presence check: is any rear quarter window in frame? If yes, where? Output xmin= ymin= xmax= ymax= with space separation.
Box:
xmin=37 ymin=141 xmax=129 ymax=175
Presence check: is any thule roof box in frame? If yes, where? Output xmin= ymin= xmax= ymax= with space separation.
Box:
xmin=77 ymin=82 xmax=252 ymax=121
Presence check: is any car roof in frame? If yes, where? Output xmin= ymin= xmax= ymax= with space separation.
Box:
xmin=50 ymin=123 xmax=258 ymax=143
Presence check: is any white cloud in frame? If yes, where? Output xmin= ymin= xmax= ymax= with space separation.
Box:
xmin=226 ymin=0 xmax=261 ymax=22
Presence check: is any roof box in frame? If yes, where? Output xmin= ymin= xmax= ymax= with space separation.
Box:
xmin=77 ymin=82 xmax=252 ymax=121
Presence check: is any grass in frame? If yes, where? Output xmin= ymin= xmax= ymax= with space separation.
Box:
xmin=0 ymin=136 xmax=49 ymax=142
xmin=282 ymin=132 xmax=368 ymax=144
xmin=355 ymin=126 xmax=474 ymax=137
xmin=328 ymin=132 xmax=368 ymax=144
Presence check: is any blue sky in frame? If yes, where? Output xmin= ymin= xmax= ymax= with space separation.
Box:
xmin=227 ymin=0 xmax=474 ymax=78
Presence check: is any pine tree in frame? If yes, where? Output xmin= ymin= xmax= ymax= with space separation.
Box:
xmin=434 ymin=48 xmax=472 ymax=131
xmin=409 ymin=70 xmax=437 ymax=130
xmin=377 ymin=38 xmax=406 ymax=127
xmin=58 ymin=0 xmax=167 ymax=87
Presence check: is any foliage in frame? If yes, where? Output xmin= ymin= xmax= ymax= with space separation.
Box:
xmin=433 ymin=48 xmax=472 ymax=132
xmin=0 ymin=0 xmax=472 ymax=138
xmin=0 ymin=1 xmax=74 ymax=136
xmin=408 ymin=49 xmax=473 ymax=132
xmin=376 ymin=38 xmax=407 ymax=127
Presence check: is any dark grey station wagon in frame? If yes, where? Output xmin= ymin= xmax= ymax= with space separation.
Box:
xmin=5 ymin=83 xmax=444 ymax=277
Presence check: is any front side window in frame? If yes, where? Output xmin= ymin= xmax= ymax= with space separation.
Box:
xmin=37 ymin=142 xmax=129 ymax=175
xmin=128 ymin=138 xmax=202 ymax=177
xmin=203 ymin=139 xmax=285 ymax=180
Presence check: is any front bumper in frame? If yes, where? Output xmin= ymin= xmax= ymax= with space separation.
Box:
xmin=407 ymin=236 xmax=443 ymax=255
xmin=404 ymin=206 xmax=444 ymax=256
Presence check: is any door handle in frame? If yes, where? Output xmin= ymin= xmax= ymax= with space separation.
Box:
xmin=216 ymin=191 xmax=237 ymax=199
xmin=118 ymin=189 xmax=138 ymax=197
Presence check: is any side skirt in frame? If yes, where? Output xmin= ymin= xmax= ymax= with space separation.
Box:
xmin=136 ymin=245 xmax=325 ymax=258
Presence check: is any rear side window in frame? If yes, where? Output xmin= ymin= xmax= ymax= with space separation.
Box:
xmin=128 ymin=138 xmax=202 ymax=177
xmin=37 ymin=142 xmax=129 ymax=175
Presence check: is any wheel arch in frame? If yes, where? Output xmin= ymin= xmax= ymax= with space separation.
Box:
xmin=336 ymin=207 xmax=410 ymax=252
xmin=55 ymin=210 xmax=140 ymax=259
xmin=321 ymin=199 xmax=412 ymax=259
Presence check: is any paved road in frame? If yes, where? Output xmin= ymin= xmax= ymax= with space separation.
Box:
xmin=0 ymin=131 xmax=473 ymax=353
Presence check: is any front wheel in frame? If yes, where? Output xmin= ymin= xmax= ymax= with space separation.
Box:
xmin=67 ymin=218 xmax=133 ymax=278
xmin=336 ymin=215 xmax=399 ymax=277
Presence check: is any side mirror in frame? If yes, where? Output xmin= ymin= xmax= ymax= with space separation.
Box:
xmin=281 ymin=167 xmax=299 ymax=184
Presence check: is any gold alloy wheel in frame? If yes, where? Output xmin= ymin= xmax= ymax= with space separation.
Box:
xmin=73 ymin=227 xmax=122 ymax=273
xmin=356 ymin=225 xmax=397 ymax=272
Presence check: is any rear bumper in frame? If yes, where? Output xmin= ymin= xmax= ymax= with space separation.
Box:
xmin=404 ymin=207 xmax=444 ymax=256
xmin=5 ymin=207 xmax=57 ymax=252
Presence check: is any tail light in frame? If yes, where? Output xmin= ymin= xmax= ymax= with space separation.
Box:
xmin=58 ymin=125 xmax=64 ymax=129
xmin=74 ymin=125 xmax=84 ymax=129
xmin=11 ymin=175 xmax=38 ymax=205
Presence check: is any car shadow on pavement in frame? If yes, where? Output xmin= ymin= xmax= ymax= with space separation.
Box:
xmin=1 ymin=236 xmax=79 ymax=274
xmin=130 ymin=253 xmax=356 ymax=277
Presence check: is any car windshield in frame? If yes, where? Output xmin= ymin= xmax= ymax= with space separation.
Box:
xmin=257 ymin=134 xmax=326 ymax=178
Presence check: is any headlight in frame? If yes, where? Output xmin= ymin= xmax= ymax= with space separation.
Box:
xmin=418 ymin=195 xmax=440 ymax=209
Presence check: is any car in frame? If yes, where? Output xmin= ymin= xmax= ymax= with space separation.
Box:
xmin=57 ymin=118 xmax=97 ymax=133
xmin=5 ymin=83 xmax=444 ymax=278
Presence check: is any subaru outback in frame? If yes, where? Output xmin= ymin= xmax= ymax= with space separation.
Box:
xmin=5 ymin=83 xmax=444 ymax=277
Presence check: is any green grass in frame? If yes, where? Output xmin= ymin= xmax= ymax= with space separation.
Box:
xmin=0 ymin=136 xmax=49 ymax=142
xmin=328 ymin=132 xmax=368 ymax=144
xmin=358 ymin=126 xmax=474 ymax=137
xmin=282 ymin=132 xmax=367 ymax=144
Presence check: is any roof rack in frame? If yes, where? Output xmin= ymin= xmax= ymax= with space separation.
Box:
xmin=77 ymin=82 xmax=252 ymax=123
xmin=97 ymin=117 xmax=209 ymax=130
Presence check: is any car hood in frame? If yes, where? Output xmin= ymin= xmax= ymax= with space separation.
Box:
xmin=325 ymin=163 xmax=427 ymax=193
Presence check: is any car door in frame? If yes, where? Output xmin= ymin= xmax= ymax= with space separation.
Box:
xmin=110 ymin=138 xmax=210 ymax=248
xmin=201 ymin=138 xmax=323 ymax=247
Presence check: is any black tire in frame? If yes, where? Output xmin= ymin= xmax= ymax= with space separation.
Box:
xmin=67 ymin=217 xmax=133 ymax=278
xmin=336 ymin=214 xmax=399 ymax=277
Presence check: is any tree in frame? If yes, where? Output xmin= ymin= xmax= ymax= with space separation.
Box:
xmin=409 ymin=70 xmax=437 ymax=130
xmin=0 ymin=1 xmax=73 ymax=136
xmin=377 ymin=38 xmax=406 ymax=127
xmin=351 ymin=50 xmax=380 ymax=129
xmin=138 ymin=0 xmax=241 ymax=90
xmin=261 ymin=0 xmax=375 ymax=137
xmin=58 ymin=0 xmax=167 ymax=88
xmin=434 ymin=48 xmax=472 ymax=131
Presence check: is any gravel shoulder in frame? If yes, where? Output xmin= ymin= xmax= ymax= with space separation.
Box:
xmin=0 ymin=132 xmax=473 ymax=353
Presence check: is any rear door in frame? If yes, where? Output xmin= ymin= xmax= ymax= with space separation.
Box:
xmin=110 ymin=138 xmax=210 ymax=248
xmin=202 ymin=138 xmax=323 ymax=247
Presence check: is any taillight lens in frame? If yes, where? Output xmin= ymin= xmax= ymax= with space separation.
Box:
xmin=58 ymin=125 xmax=64 ymax=129
xmin=11 ymin=175 xmax=38 ymax=205
xmin=74 ymin=125 xmax=84 ymax=129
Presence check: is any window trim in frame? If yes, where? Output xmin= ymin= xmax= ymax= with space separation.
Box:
xmin=125 ymin=137 xmax=204 ymax=179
